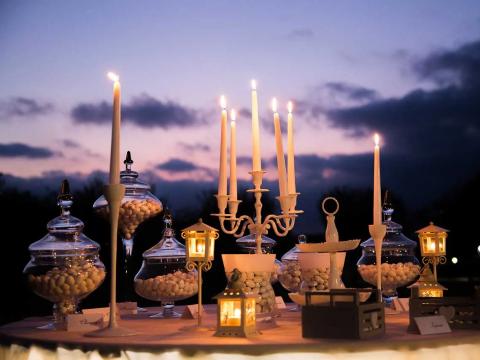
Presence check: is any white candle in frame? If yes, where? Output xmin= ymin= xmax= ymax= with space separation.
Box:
xmin=107 ymin=72 xmax=121 ymax=185
xmin=218 ymin=96 xmax=228 ymax=196
xmin=272 ymin=98 xmax=287 ymax=196
xmin=373 ymin=133 xmax=382 ymax=225
xmin=229 ymin=109 xmax=237 ymax=201
xmin=287 ymin=101 xmax=296 ymax=194
xmin=251 ymin=80 xmax=262 ymax=172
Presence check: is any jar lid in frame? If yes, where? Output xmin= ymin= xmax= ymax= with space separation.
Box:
xmin=142 ymin=210 xmax=186 ymax=260
xmin=120 ymin=151 xmax=151 ymax=193
xmin=29 ymin=180 xmax=99 ymax=255
xmin=236 ymin=233 xmax=276 ymax=252
xmin=281 ymin=234 xmax=307 ymax=261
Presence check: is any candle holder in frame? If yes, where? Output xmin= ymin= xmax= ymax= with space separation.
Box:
xmin=86 ymin=184 xmax=137 ymax=337
xmin=212 ymin=170 xmax=302 ymax=255
xmin=181 ymin=219 xmax=219 ymax=329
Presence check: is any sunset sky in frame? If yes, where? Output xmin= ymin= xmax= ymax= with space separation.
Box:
xmin=1 ymin=1 xmax=480 ymax=231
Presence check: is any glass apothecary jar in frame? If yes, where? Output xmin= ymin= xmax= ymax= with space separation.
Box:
xmin=134 ymin=211 xmax=198 ymax=318
xmin=93 ymin=151 xmax=163 ymax=299
xmin=357 ymin=202 xmax=420 ymax=303
xmin=236 ymin=233 xmax=282 ymax=284
xmin=24 ymin=180 xmax=105 ymax=329
xmin=277 ymin=235 xmax=307 ymax=293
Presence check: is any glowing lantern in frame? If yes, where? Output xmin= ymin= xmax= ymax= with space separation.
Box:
xmin=182 ymin=218 xmax=218 ymax=263
xmin=214 ymin=268 xmax=257 ymax=337
xmin=408 ymin=265 xmax=447 ymax=298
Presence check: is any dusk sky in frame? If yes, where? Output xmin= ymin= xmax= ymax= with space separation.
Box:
xmin=2 ymin=1 xmax=480 ymax=231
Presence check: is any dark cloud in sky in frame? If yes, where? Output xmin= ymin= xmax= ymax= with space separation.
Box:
xmin=71 ymin=94 xmax=203 ymax=129
xmin=178 ymin=142 xmax=210 ymax=153
xmin=287 ymin=28 xmax=315 ymax=40
xmin=0 ymin=97 xmax=54 ymax=119
xmin=0 ymin=143 xmax=58 ymax=158
xmin=323 ymin=82 xmax=379 ymax=102
xmin=157 ymin=158 xmax=198 ymax=172
xmin=62 ymin=139 xmax=81 ymax=148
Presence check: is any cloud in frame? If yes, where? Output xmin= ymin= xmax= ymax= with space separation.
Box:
xmin=287 ymin=28 xmax=314 ymax=40
xmin=178 ymin=142 xmax=210 ymax=153
xmin=323 ymin=82 xmax=379 ymax=102
xmin=0 ymin=143 xmax=59 ymax=158
xmin=61 ymin=139 xmax=81 ymax=148
xmin=156 ymin=158 xmax=198 ymax=172
xmin=0 ymin=97 xmax=54 ymax=119
xmin=71 ymin=94 xmax=203 ymax=129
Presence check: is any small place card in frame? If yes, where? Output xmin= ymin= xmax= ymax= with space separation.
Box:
xmin=181 ymin=304 xmax=206 ymax=319
xmin=275 ymin=296 xmax=287 ymax=310
xmin=65 ymin=313 xmax=104 ymax=332
xmin=117 ymin=301 xmax=138 ymax=315
xmin=414 ymin=315 xmax=452 ymax=335
xmin=83 ymin=307 xmax=117 ymax=321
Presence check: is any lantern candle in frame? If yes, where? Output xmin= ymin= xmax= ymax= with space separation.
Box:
xmin=373 ymin=134 xmax=382 ymax=225
xmin=287 ymin=101 xmax=296 ymax=195
xmin=218 ymin=96 xmax=228 ymax=197
xmin=251 ymin=80 xmax=262 ymax=172
xmin=229 ymin=109 xmax=237 ymax=201
xmin=107 ymin=72 xmax=121 ymax=185
xmin=272 ymin=98 xmax=287 ymax=196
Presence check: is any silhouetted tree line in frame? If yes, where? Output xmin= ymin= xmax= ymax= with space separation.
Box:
xmin=0 ymin=172 xmax=479 ymax=325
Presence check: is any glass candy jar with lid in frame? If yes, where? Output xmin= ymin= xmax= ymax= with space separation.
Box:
xmin=93 ymin=151 xmax=163 ymax=299
xmin=24 ymin=180 xmax=105 ymax=329
xmin=134 ymin=211 xmax=198 ymax=318
xmin=357 ymin=196 xmax=420 ymax=303
xmin=277 ymin=235 xmax=307 ymax=293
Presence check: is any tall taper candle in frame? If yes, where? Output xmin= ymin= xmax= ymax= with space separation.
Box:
xmin=373 ymin=134 xmax=382 ymax=225
xmin=229 ymin=109 xmax=237 ymax=201
xmin=287 ymin=101 xmax=296 ymax=195
xmin=251 ymin=80 xmax=262 ymax=171
xmin=272 ymin=98 xmax=287 ymax=196
xmin=108 ymin=72 xmax=121 ymax=185
xmin=218 ymin=95 xmax=228 ymax=196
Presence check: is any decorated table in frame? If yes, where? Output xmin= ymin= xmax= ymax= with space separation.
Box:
xmin=1 ymin=305 xmax=479 ymax=360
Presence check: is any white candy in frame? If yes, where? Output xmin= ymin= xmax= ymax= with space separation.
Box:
xmin=358 ymin=262 xmax=420 ymax=288
xmin=135 ymin=271 xmax=198 ymax=301
xmin=278 ymin=262 xmax=302 ymax=292
xmin=232 ymin=271 xmax=275 ymax=314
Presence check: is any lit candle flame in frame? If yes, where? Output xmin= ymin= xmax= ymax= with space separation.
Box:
xmin=272 ymin=98 xmax=278 ymax=113
xmin=251 ymin=79 xmax=257 ymax=90
xmin=107 ymin=72 xmax=119 ymax=82
xmin=220 ymin=95 xmax=227 ymax=109
xmin=230 ymin=109 xmax=236 ymax=121
xmin=287 ymin=101 xmax=293 ymax=113
xmin=374 ymin=133 xmax=380 ymax=146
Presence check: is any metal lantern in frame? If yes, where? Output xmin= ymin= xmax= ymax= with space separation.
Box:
xmin=181 ymin=219 xmax=219 ymax=328
xmin=182 ymin=218 xmax=218 ymax=263
xmin=408 ymin=265 xmax=447 ymax=298
xmin=415 ymin=222 xmax=449 ymax=297
xmin=416 ymin=222 xmax=448 ymax=257
xmin=214 ymin=268 xmax=257 ymax=337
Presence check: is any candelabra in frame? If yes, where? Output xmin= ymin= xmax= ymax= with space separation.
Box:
xmin=212 ymin=170 xmax=302 ymax=254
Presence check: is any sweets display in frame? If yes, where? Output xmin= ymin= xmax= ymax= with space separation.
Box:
xmin=96 ymin=198 xmax=162 ymax=239
xmin=24 ymin=180 xmax=105 ymax=324
xmin=277 ymin=235 xmax=307 ymax=293
xmin=134 ymin=270 xmax=197 ymax=301
xmin=27 ymin=262 xmax=105 ymax=302
xmin=300 ymin=267 xmax=331 ymax=292
xmin=358 ymin=262 xmax=420 ymax=289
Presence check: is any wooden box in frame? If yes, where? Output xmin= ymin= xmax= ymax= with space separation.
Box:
xmin=301 ymin=288 xmax=385 ymax=339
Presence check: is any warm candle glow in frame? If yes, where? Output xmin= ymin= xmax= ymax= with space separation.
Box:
xmin=251 ymin=79 xmax=257 ymax=90
xmin=374 ymin=133 xmax=380 ymax=146
xmin=107 ymin=72 xmax=119 ymax=82
xmin=220 ymin=95 xmax=227 ymax=109
xmin=271 ymin=98 xmax=278 ymax=113
xmin=287 ymin=101 xmax=293 ymax=114
xmin=230 ymin=109 xmax=236 ymax=121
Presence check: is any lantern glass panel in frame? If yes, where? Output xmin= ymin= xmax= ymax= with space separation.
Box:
xmin=219 ymin=299 xmax=241 ymax=326
xmin=189 ymin=235 xmax=206 ymax=259
xmin=245 ymin=298 xmax=256 ymax=327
